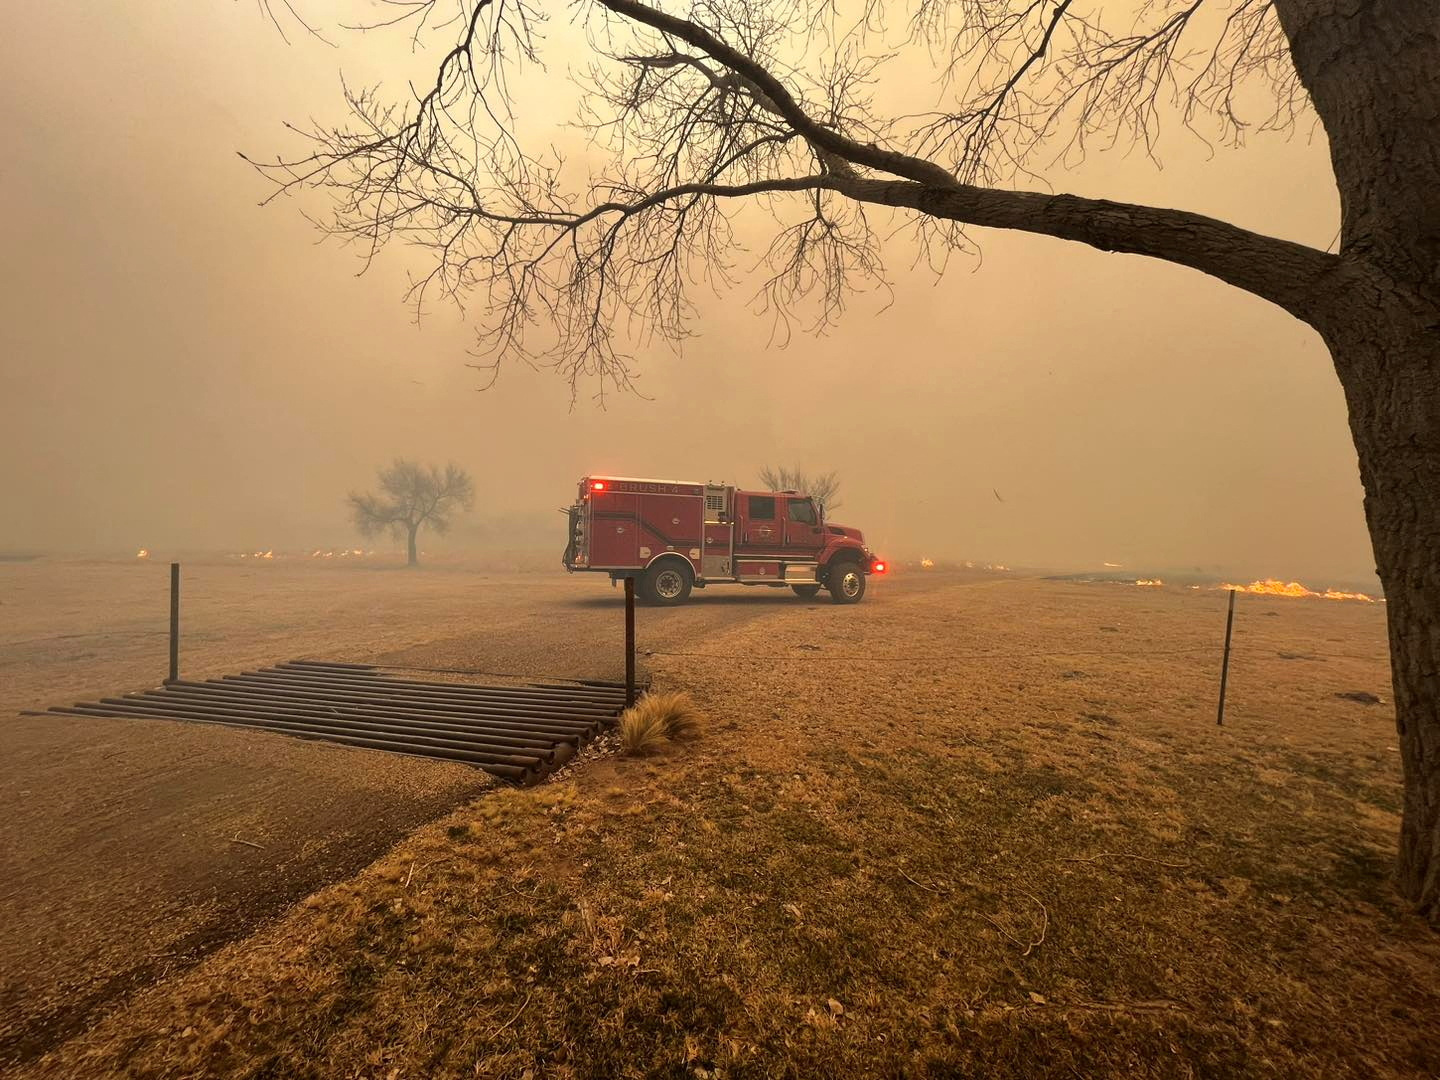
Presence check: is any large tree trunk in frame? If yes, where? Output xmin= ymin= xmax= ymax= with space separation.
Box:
xmin=1273 ymin=0 xmax=1440 ymax=917
xmin=406 ymin=526 xmax=419 ymax=567
xmin=1327 ymin=314 xmax=1440 ymax=919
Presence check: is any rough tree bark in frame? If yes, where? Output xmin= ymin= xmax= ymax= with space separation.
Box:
xmin=1273 ymin=0 xmax=1440 ymax=918
xmin=1332 ymin=315 xmax=1440 ymax=919
xmin=406 ymin=525 xmax=419 ymax=568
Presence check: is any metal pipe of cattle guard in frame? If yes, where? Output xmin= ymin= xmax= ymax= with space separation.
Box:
xmin=625 ymin=577 xmax=636 ymax=709
xmin=168 ymin=562 xmax=180 ymax=684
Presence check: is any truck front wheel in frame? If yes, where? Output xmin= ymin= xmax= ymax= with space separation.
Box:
xmin=641 ymin=561 xmax=693 ymax=605
xmin=826 ymin=561 xmax=866 ymax=604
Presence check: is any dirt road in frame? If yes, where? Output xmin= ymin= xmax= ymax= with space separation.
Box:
xmin=0 ymin=558 xmax=816 ymax=1066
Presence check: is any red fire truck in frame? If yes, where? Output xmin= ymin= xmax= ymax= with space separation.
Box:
xmin=562 ymin=475 xmax=885 ymax=604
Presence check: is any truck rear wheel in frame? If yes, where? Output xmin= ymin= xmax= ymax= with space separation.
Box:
xmin=641 ymin=560 xmax=693 ymax=605
xmin=792 ymin=585 xmax=821 ymax=599
xmin=827 ymin=561 xmax=866 ymax=604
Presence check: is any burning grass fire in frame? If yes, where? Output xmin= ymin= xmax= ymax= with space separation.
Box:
xmin=1219 ymin=579 xmax=1377 ymax=603
xmin=1118 ymin=576 xmax=1379 ymax=602
xmin=226 ymin=549 xmax=374 ymax=561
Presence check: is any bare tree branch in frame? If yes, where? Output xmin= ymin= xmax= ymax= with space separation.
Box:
xmin=249 ymin=0 xmax=1332 ymax=398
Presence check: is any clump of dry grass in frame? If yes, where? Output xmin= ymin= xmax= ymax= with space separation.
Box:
xmin=618 ymin=691 xmax=703 ymax=755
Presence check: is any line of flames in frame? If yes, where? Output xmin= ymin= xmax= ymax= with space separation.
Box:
xmin=1218 ymin=578 xmax=1377 ymax=603
xmin=232 ymin=549 xmax=373 ymax=559
xmin=1124 ymin=577 xmax=1377 ymax=602
xmin=1130 ymin=577 xmax=1376 ymax=602
xmin=134 ymin=550 xmax=378 ymax=561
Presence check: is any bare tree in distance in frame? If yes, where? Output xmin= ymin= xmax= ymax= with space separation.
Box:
xmin=254 ymin=1 xmax=1440 ymax=917
xmin=349 ymin=461 xmax=475 ymax=567
xmin=759 ymin=466 xmax=842 ymax=514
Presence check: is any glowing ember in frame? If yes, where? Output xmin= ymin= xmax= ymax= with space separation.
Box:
xmin=1219 ymin=579 xmax=1376 ymax=603
xmin=1134 ymin=578 xmax=1164 ymax=587
xmin=135 ymin=548 xmax=150 ymax=560
xmin=921 ymin=558 xmax=935 ymax=569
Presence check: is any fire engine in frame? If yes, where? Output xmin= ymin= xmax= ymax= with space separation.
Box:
xmin=562 ymin=475 xmax=885 ymax=605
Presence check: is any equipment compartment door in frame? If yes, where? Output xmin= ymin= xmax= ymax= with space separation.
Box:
xmin=633 ymin=493 xmax=704 ymax=568
xmin=702 ymin=522 xmax=733 ymax=580
xmin=589 ymin=492 xmax=641 ymax=568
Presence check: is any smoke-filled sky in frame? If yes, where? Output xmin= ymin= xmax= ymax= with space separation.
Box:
xmin=0 ymin=3 xmax=1377 ymax=584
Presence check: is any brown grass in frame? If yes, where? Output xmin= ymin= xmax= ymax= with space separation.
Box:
xmin=18 ymin=575 xmax=1440 ymax=1080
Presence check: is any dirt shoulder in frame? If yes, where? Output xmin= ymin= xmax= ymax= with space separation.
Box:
xmin=17 ymin=573 xmax=1438 ymax=1080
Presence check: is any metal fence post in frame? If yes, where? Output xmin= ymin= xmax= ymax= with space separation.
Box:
xmin=624 ymin=577 xmax=636 ymax=709
xmin=169 ymin=562 xmax=180 ymax=684
xmin=1216 ymin=588 xmax=1236 ymax=726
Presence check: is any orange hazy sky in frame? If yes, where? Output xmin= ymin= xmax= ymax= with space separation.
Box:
xmin=0 ymin=2 xmax=1376 ymax=583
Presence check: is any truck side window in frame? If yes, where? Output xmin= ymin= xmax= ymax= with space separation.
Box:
xmin=748 ymin=495 xmax=776 ymax=520
xmin=787 ymin=499 xmax=816 ymax=525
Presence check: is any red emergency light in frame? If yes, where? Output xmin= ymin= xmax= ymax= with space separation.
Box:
xmin=591 ymin=481 xmax=606 ymax=491
xmin=871 ymin=559 xmax=887 ymax=574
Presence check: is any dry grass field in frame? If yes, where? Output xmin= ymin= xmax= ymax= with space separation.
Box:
xmin=0 ymin=558 xmax=780 ymax=1069
xmin=5 ymin=559 xmax=1439 ymax=1079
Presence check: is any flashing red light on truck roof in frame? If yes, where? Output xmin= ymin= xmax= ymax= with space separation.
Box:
xmin=591 ymin=481 xmax=606 ymax=491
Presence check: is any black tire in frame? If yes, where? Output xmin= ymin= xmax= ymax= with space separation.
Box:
xmin=641 ymin=560 xmax=693 ymax=606
xmin=792 ymin=585 xmax=821 ymax=599
xmin=826 ymin=560 xmax=866 ymax=604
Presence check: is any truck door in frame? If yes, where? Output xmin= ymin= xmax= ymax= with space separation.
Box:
xmin=734 ymin=492 xmax=783 ymax=581
xmin=783 ymin=497 xmax=825 ymax=559
xmin=737 ymin=493 xmax=781 ymax=551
